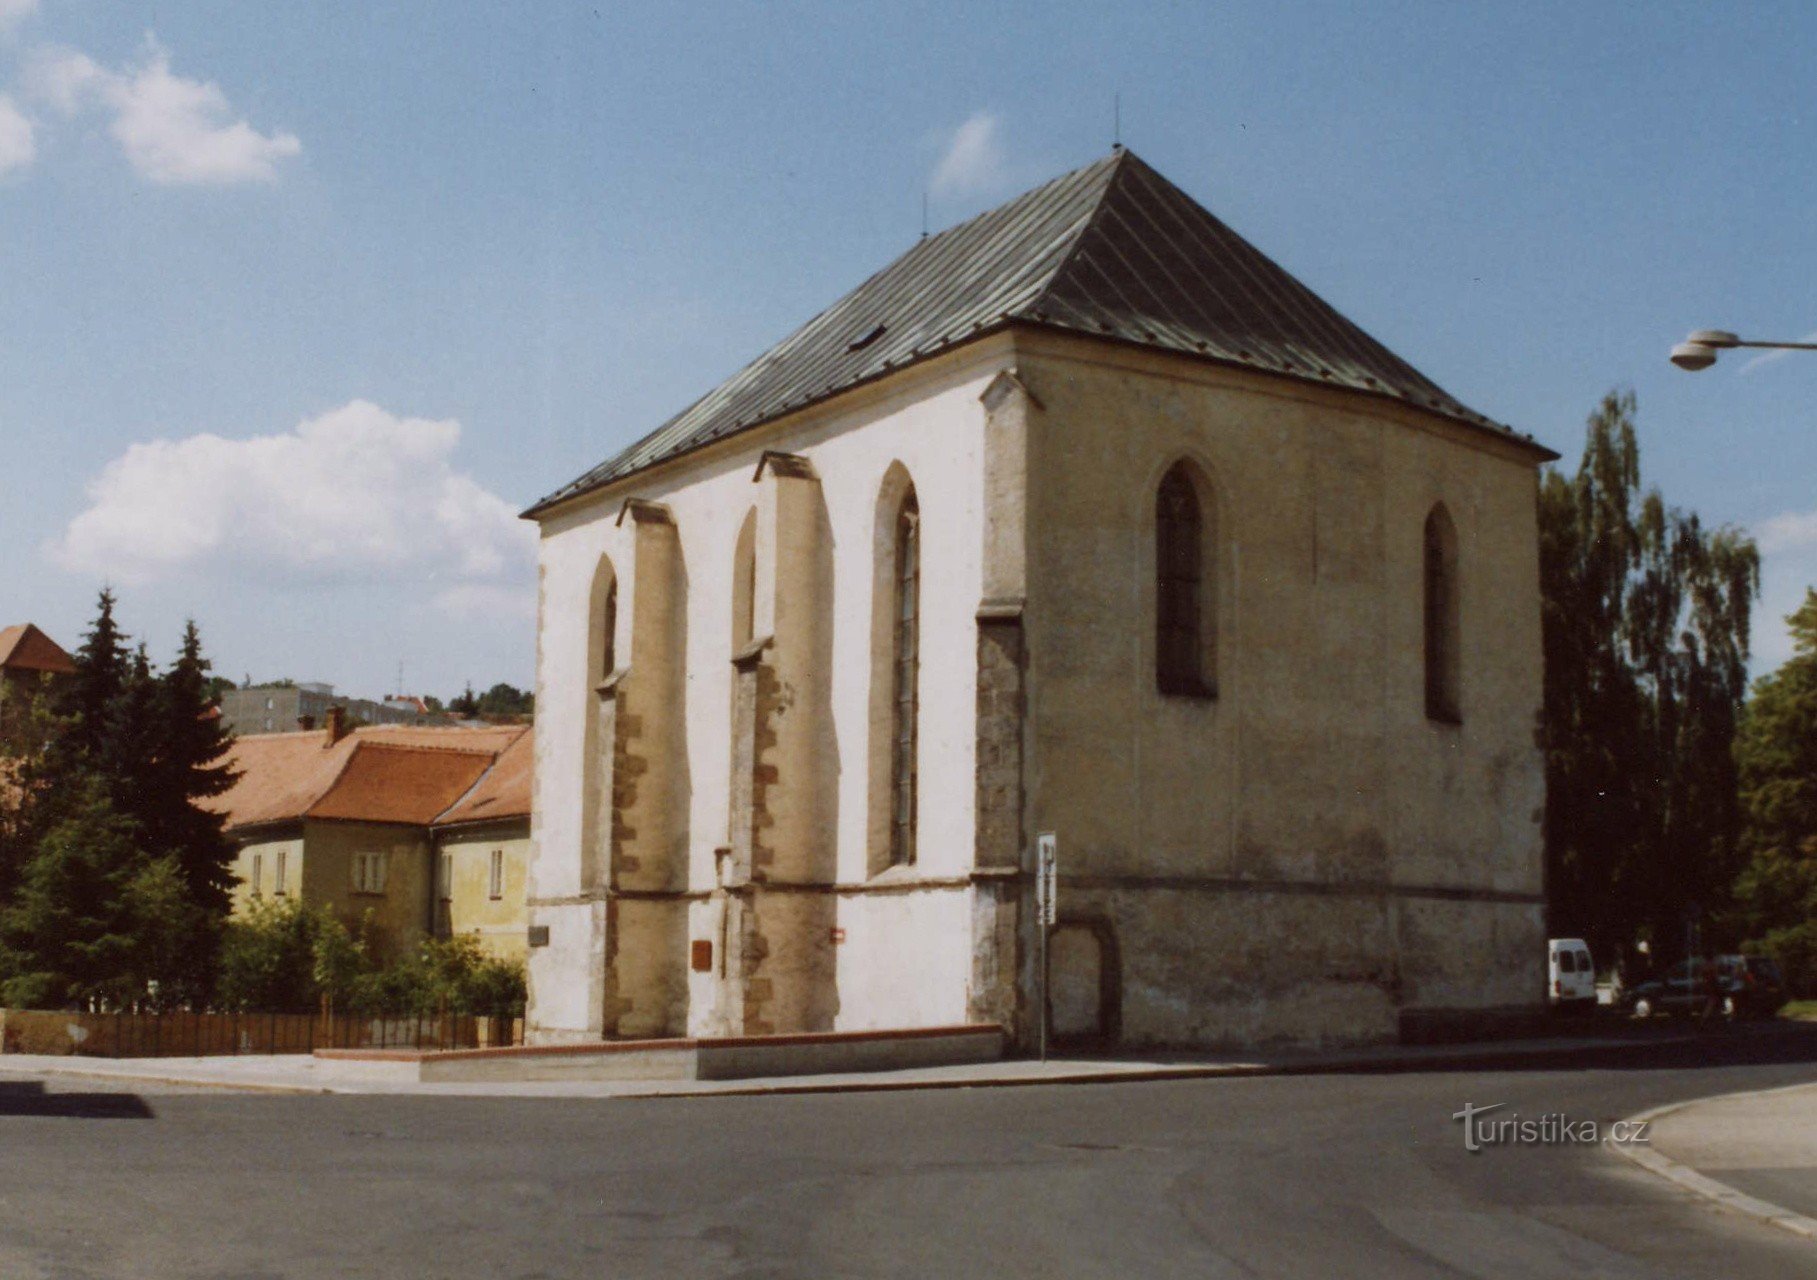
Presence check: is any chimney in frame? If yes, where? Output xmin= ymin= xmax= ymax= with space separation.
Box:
xmin=297 ymin=714 xmax=317 ymax=732
xmin=324 ymin=705 xmax=350 ymax=746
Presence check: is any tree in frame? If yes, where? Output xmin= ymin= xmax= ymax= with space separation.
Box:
xmin=1733 ymin=590 xmax=1817 ymax=993
xmin=444 ymin=682 xmax=532 ymax=720
xmin=51 ymin=588 xmax=131 ymax=774
xmin=216 ymin=899 xmax=365 ymax=1013
xmin=1538 ymin=390 xmax=1759 ymax=963
xmin=0 ymin=778 xmax=188 ymax=1008
xmin=449 ymin=683 xmax=479 ymax=717
xmin=152 ymin=622 xmax=241 ymax=932
xmin=476 ymin=682 xmax=533 ymax=718
xmin=101 ymin=644 xmax=163 ymax=833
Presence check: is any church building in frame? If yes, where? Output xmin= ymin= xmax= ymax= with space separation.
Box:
xmin=522 ymin=150 xmax=1554 ymax=1049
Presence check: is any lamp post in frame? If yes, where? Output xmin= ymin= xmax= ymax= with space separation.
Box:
xmin=1670 ymin=329 xmax=1817 ymax=371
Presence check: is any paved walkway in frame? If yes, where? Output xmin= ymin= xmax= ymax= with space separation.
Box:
xmin=1611 ymin=1080 xmax=1817 ymax=1240
xmin=0 ymin=1026 xmax=1705 ymax=1099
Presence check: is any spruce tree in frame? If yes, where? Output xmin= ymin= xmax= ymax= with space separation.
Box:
xmin=155 ymin=620 xmax=241 ymax=988
xmin=0 ymin=778 xmax=149 ymax=1008
xmin=102 ymin=644 xmax=164 ymax=829
xmin=53 ymin=588 xmax=131 ymax=772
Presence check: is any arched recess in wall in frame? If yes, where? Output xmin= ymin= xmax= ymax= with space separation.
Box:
xmin=866 ymin=461 xmax=920 ymax=875
xmin=1153 ymin=457 xmax=1220 ymax=698
xmin=580 ymin=552 xmax=618 ymax=886
xmin=731 ymin=507 xmax=757 ymax=652
xmin=1423 ymin=503 xmax=1461 ymax=723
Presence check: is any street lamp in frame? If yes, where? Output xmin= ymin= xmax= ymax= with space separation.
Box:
xmin=1670 ymin=329 xmax=1817 ymax=371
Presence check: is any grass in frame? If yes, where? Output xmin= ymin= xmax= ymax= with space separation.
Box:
xmin=1781 ymin=1001 xmax=1817 ymax=1022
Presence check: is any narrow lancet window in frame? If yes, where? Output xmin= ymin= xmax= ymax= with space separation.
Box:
xmin=1424 ymin=504 xmax=1460 ymax=723
xmin=890 ymin=489 xmax=920 ymax=866
xmin=1156 ymin=463 xmax=1212 ymax=696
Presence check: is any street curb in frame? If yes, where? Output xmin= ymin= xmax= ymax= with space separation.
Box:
xmin=1605 ymin=1082 xmax=1817 ymax=1243
xmin=0 ymin=1029 xmax=1710 ymax=1100
xmin=619 ymin=1033 xmax=1713 ymax=1100
xmin=15 ymin=1062 xmax=326 ymax=1096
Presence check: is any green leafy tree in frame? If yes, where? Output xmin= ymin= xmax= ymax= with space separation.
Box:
xmin=1733 ymin=590 xmax=1817 ymax=993
xmin=217 ymin=899 xmax=367 ymax=1013
xmin=1538 ymin=391 xmax=1759 ymax=962
xmin=449 ymin=683 xmax=479 ymax=717
xmin=476 ymin=683 xmax=534 ymax=718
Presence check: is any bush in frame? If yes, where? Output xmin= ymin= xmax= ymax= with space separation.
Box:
xmin=348 ymin=936 xmax=525 ymax=1018
xmin=216 ymin=899 xmax=366 ymax=1013
xmin=216 ymin=904 xmax=525 ymax=1017
xmin=1747 ymin=923 xmax=1817 ymax=999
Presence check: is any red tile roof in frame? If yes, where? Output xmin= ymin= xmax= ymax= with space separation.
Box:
xmin=432 ymin=727 xmax=532 ymax=827
xmin=206 ymin=723 xmax=530 ymax=832
xmin=0 ymin=624 xmax=77 ymax=675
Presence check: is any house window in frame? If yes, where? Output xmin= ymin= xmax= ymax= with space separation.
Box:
xmin=1424 ymin=503 xmax=1461 ymax=723
xmin=488 ymin=849 xmax=504 ymax=900
xmin=274 ymin=850 xmax=287 ymax=896
xmin=439 ymin=852 xmax=453 ymax=902
xmin=251 ymin=853 xmax=263 ymax=897
xmin=890 ymin=488 xmax=920 ymax=867
xmin=353 ymin=850 xmax=389 ymax=895
xmin=1156 ymin=462 xmax=1215 ymax=697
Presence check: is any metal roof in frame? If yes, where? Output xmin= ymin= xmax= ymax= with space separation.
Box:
xmin=527 ymin=150 xmax=1544 ymax=517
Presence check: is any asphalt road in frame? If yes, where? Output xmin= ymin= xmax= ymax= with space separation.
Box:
xmin=2 ymin=1026 xmax=1815 ymax=1279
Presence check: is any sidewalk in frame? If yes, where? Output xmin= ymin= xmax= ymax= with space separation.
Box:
xmin=0 ymin=1025 xmax=1705 ymax=1100
xmin=1611 ymin=1081 xmax=1817 ymax=1241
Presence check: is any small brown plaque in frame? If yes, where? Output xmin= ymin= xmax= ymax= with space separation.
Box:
xmin=690 ymin=940 xmax=714 ymax=972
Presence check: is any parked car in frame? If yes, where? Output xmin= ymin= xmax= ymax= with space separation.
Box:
xmin=1624 ymin=955 xmax=1787 ymax=1020
xmin=1715 ymin=955 xmax=1788 ymax=1019
xmin=1547 ymin=938 xmax=1596 ymax=1009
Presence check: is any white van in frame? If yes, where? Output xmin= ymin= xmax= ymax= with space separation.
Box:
xmin=1548 ymin=938 xmax=1596 ymax=1008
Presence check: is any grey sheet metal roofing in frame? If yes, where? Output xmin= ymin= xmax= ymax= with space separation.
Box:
xmin=526 ymin=149 xmax=1546 ymax=517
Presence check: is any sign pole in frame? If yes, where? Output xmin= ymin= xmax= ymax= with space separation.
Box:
xmin=1035 ymin=832 xmax=1057 ymax=1063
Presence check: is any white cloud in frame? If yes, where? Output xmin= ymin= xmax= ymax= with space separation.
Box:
xmin=1757 ymin=509 xmax=1817 ymax=554
xmin=1739 ymin=330 xmax=1817 ymax=375
xmin=49 ymin=401 xmax=535 ymax=616
xmin=28 ymin=38 xmax=300 ymax=184
xmin=930 ymin=110 xmax=1008 ymax=200
xmin=0 ymin=0 xmax=37 ymax=36
xmin=0 ymin=95 xmax=34 ymax=174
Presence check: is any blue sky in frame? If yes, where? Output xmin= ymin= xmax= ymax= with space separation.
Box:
xmin=2 ymin=1 xmax=1813 ymax=698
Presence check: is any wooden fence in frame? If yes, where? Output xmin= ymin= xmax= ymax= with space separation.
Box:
xmin=0 ymin=1007 xmax=524 ymax=1057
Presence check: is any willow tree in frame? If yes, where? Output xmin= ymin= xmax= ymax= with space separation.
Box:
xmin=1539 ymin=390 xmax=1758 ymax=962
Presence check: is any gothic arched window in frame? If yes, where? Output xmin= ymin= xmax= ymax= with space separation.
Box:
xmin=1156 ymin=462 xmax=1215 ymax=697
xmin=600 ymin=576 xmax=618 ymax=679
xmin=889 ymin=488 xmax=920 ymax=866
xmin=1423 ymin=504 xmax=1460 ymax=723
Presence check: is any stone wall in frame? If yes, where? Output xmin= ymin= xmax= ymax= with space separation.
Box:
xmin=1020 ymin=332 xmax=1548 ymax=1046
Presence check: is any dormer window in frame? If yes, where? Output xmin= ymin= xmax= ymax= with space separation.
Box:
xmin=847 ymin=324 xmax=886 ymax=352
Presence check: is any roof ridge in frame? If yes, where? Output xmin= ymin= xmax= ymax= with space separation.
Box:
xmin=356 ymin=740 xmax=509 ymax=759
xmin=1021 ymin=148 xmax=1136 ymax=322
xmin=526 ymin=149 xmax=1547 ymax=513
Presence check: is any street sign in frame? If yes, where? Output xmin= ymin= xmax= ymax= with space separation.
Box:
xmin=1036 ymin=831 xmax=1057 ymax=927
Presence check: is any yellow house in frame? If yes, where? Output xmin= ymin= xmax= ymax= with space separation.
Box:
xmin=210 ymin=716 xmax=530 ymax=960
xmin=431 ymin=729 xmax=533 ymax=961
